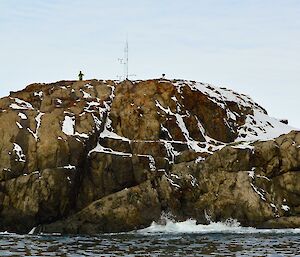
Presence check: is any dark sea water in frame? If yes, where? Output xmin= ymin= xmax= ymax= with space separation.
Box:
xmin=1 ymin=219 xmax=300 ymax=256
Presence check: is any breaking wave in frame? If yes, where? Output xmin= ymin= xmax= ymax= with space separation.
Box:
xmin=138 ymin=218 xmax=300 ymax=235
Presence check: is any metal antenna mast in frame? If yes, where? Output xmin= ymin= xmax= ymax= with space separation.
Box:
xmin=125 ymin=39 xmax=128 ymax=79
xmin=117 ymin=38 xmax=136 ymax=81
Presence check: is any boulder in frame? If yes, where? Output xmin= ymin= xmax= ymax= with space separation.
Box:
xmin=0 ymin=167 xmax=77 ymax=233
xmin=39 ymin=180 xmax=161 ymax=234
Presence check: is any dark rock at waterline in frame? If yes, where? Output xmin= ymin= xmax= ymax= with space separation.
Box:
xmin=39 ymin=180 xmax=161 ymax=234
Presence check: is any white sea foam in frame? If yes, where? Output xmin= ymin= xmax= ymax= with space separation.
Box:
xmin=28 ymin=227 xmax=36 ymax=235
xmin=138 ymin=218 xmax=300 ymax=234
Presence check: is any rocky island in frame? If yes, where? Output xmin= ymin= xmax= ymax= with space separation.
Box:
xmin=0 ymin=79 xmax=299 ymax=234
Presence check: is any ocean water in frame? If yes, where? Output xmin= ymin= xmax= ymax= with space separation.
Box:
xmin=1 ymin=219 xmax=300 ymax=256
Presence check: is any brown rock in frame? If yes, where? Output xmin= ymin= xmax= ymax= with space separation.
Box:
xmin=0 ymin=78 xmax=298 ymax=233
xmin=0 ymin=168 xmax=77 ymax=233
xmin=39 ymin=180 xmax=161 ymax=234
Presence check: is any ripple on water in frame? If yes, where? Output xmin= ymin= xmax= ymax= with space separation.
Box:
xmin=1 ymin=227 xmax=300 ymax=256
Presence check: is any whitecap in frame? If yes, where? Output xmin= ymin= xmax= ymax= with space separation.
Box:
xmin=138 ymin=218 xmax=300 ymax=235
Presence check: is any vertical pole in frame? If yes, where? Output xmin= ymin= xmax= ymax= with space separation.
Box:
xmin=125 ymin=39 xmax=129 ymax=79
xmin=123 ymin=43 xmax=126 ymax=80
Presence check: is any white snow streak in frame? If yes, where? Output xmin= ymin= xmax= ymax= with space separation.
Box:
xmin=27 ymin=112 xmax=44 ymax=141
xmin=281 ymin=205 xmax=290 ymax=212
xmin=13 ymin=143 xmax=26 ymax=162
xmin=80 ymin=89 xmax=92 ymax=99
xmin=18 ymin=113 xmax=27 ymax=120
xmin=62 ymin=116 xmax=75 ymax=136
xmin=10 ymin=98 xmax=34 ymax=110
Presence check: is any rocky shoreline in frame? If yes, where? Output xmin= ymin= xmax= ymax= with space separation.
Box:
xmin=0 ymin=79 xmax=298 ymax=234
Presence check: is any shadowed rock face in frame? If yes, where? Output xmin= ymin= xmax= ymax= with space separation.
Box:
xmin=0 ymin=79 xmax=297 ymax=234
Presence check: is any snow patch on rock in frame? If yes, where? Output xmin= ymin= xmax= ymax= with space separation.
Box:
xmin=33 ymin=91 xmax=43 ymax=99
xmin=13 ymin=143 xmax=26 ymax=162
xmin=27 ymin=112 xmax=44 ymax=141
xmin=10 ymin=98 xmax=34 ymax=110
xmin=18 ymin=113 xmax=27 ymax=120
xmin=62 ymin=116 xmax=75 ymax=136
xmin=80 ymin=89 xmax=92 ymax=99
xmin=236 ymin=109 xmax=295 ymax=142
xmin=281 ymin=205 xmax=290 ymax=212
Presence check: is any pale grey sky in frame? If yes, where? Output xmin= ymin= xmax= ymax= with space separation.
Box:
xmin=1 ymin=0 xmax=299 ymax=127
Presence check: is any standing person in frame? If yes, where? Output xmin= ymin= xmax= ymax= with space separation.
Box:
xmin=78 ymin=71 xmax=84 ymax=81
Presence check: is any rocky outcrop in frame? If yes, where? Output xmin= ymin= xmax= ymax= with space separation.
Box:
xmin=0 ymin=78 xmax=298 ymax=234
xmin=39 ymin=180 xmax=161 ymax=234
xmin=162 ymin=130 xmax=300 ymax=228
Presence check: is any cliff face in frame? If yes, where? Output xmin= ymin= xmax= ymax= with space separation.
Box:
xmin=0 ymin=79 xmax=298 ymax=234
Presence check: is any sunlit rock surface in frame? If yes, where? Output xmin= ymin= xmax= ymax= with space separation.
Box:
xmin=0 ymin=79 xmax=298 ymax=233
